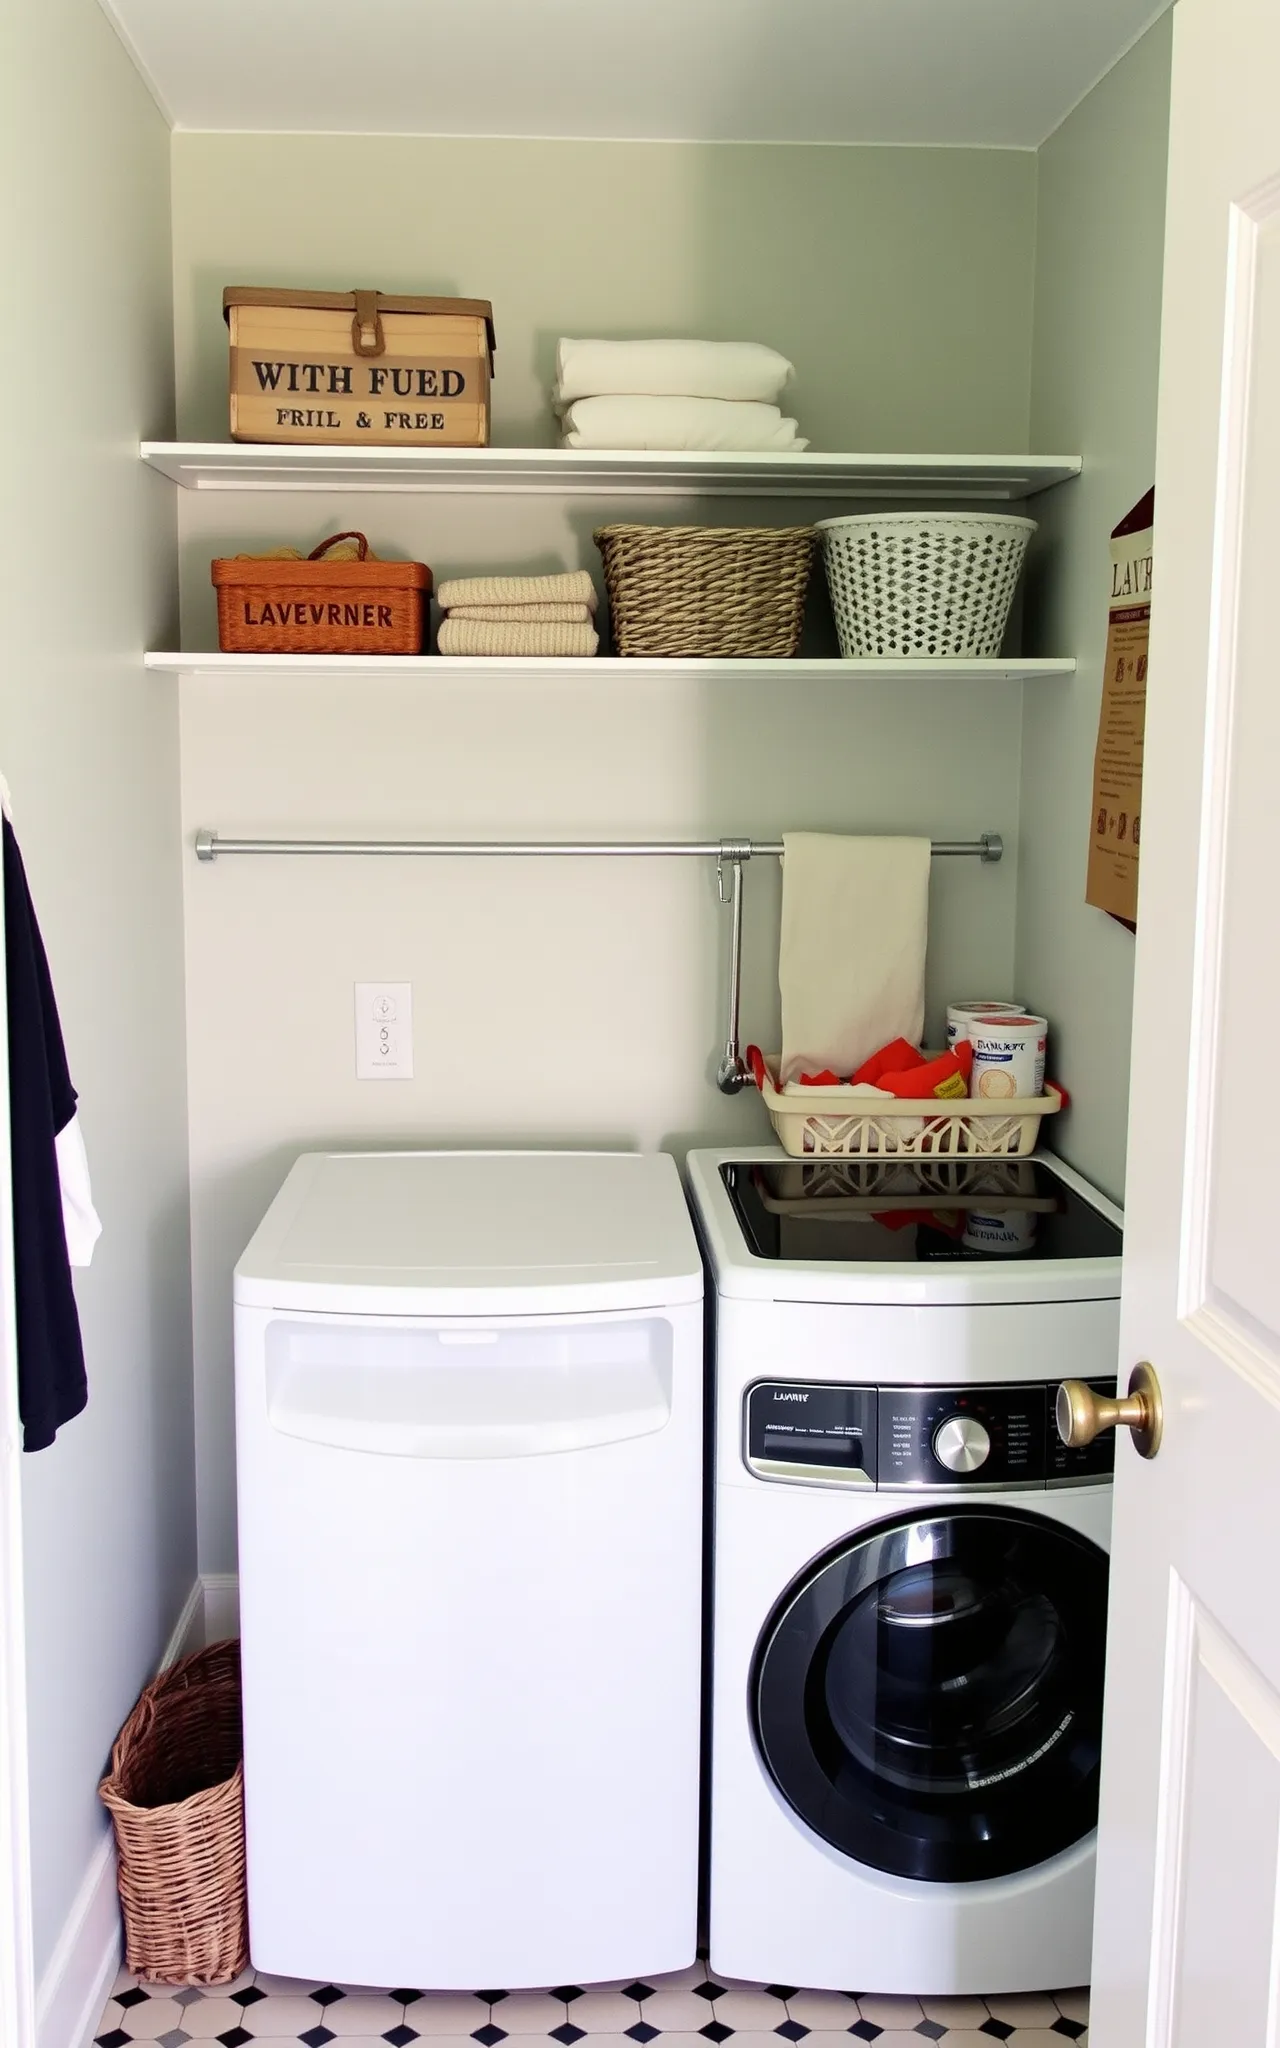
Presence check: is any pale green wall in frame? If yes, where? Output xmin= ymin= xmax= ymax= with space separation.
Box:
xmin=1018 ymin=13 xmax=1174 ymax=1202
xmin=166 ymin=109 xmax=1176 ymax=1573
xmin=1 ymin=0 xmax=195 ymax=1986
xmin=171 ymin=135 xmax=1037 ymax=449
xmin=168 ymin=131 xmax=1037 ymax=1574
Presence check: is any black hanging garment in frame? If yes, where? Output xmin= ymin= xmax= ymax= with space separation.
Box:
xmin=3 ymin=818 xmax=87 ymax=1448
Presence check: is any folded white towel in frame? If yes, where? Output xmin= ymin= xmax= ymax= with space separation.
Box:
xmin=437 ymin=618 xmax=599 ymax=657
xmin=555 ymin=338 xmax=794 ymax=406
xmin=436 ymin=570 xmax=598 ymax=612
xmin=779 ymin=834 xmax=932 ymax=1086
xmin=561 ymin=395 xmax=808 ymax=452
xmin=447 ymin=603 xmax=594 ymax=624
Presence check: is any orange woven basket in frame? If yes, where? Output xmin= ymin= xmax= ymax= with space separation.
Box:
xmin=213 ymin=530 xmax=431 ymax=655
xmin=99 ymin=1640 xmax=248 ymax=1985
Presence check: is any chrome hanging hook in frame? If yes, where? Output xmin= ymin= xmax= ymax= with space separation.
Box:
xmin=716 ymin=842 xmax=750 ymax=1094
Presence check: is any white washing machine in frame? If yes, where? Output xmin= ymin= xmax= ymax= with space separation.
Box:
xmin=234 ymin=1149 xmax=703 ymax=1990
xmin=686 ymin=1146 xmax=1123 ymax=1997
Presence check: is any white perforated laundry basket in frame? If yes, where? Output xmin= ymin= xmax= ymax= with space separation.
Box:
xmin=818 ymin=511 xmax=1036 ymax=658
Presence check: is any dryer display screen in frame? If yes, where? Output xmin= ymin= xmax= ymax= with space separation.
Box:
xmin=747 ymin=1382 xmax=877 ymax=1483
xmin=745 ymin=1380 xmax=1115 ymax=1488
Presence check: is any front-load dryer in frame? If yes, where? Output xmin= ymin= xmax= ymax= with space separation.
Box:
xmin=235 ymin=1149 xmax=703 ymax=1990
xmin=686 ymin=1147 xmax=1123 ymax=1996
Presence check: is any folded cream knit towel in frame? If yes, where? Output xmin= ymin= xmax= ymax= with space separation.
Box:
xmin=447 ymin=602 xmax=594 ymax=624
xmin=437 ymin=618 xmax=599 ymax=657
xmin=555 ymin=338 xmax=794 ymax=406
xmin=436 ymin=569 xmax=598 ymax=611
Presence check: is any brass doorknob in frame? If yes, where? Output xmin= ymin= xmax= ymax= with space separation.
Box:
xmin=1056 ymin=1361 xmax=1163 ymax=1460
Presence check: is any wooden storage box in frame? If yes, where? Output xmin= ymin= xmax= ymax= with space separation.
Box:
xmin=224 ymin=287 xmax=495 ymax=446
xmin=212 ymin=533 xmax=431 ymax=654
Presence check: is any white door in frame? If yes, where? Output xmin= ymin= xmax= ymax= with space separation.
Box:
xmin=1087 ymin=0 xmax=1280 ymax=2041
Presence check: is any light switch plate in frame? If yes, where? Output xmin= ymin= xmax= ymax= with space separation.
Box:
xmin=354 ymin=982 xmax=413 ymax=1080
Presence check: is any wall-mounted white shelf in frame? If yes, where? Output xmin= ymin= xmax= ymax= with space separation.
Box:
xmin=145 ymin=652 xmax=1075 ymax=683
xmin=141 ymin=442 xmax=1081 ymax=500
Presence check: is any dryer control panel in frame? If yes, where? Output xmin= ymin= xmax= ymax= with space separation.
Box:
xmin=745 ymin=1379 xmax=1116 ymax=1489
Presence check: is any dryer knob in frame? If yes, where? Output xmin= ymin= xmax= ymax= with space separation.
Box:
xmin=933 ymin=1415 xmax=991 ymax=1474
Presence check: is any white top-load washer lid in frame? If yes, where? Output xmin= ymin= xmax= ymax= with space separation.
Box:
xmin=235 ymin=1150 xmax=703 ymax=1317
xmin=686 ymin=1145 xmax=1122 ymax=1306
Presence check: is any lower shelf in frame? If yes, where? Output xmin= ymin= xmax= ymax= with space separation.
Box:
xmin=144 ymin=653 xmax=1075 ymax=682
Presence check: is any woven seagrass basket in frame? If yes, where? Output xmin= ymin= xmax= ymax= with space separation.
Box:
xmin=99 ymin=1641 xmax=248 ymax=1985
xmin=594 ymin=523 xmax=816 ymax=657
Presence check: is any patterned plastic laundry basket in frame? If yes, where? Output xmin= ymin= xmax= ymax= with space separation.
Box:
xmin=818 ymin=511 xmax=1036 ymax=658
xmin=750 ymin=1052 xmax=1063 ymax=1158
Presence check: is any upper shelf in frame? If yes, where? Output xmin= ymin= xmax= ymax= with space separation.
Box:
xmin=140 ymin=442 xmax=1082 ymax=500
xmin=144 ymin=653 xmax=1075 ymax=683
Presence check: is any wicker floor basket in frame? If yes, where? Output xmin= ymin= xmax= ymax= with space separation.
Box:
xmin=99 ymin=1641 xmax=248 ymax=1985
xmin=594 ymin=523 xmax=816 ymax=657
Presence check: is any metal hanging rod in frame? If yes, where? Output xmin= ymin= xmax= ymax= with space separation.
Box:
xmin=194 ymin=830 xmax=1003 ymax=864
xmin=192 ymin=827 xmax=1003 ymax=1096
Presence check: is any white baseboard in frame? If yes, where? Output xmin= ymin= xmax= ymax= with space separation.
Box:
xmin=201 ymin=1573 xmax=240 ymax=1644
xmin=159 ymin=1577 xmax=206 ymax=1669
xmin=35 ymin=1830 xmax=120 ymax=2048
xmin=34 ymin=1574 xmax=243 ymax=2048
xmin=160 ymin=1574 xmax=241 ymax=1662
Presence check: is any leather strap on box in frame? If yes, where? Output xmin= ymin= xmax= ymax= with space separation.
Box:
xmin=350 ymin=291 xmax=385 ymax=358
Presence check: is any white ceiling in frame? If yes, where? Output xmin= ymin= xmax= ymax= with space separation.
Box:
xmin=101 ymin=0 xmax=1173 ymax=149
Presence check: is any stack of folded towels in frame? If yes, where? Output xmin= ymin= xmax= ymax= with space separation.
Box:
xmin=435 ymin=570 xmax=600 ymax=658
xmin=553 ymin=338 xmax=807 ymax=452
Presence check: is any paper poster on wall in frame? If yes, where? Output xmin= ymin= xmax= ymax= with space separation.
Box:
xmin=1086 ymin=487 xmax=1153 ymax=929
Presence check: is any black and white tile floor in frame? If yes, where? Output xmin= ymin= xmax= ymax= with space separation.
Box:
xmin=93 ymin=1961 xmax=1088 ymax=2048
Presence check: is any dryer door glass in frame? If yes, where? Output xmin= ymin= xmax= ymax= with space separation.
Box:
xmin=752 ymin=1507 xmax=1108 ymax=1883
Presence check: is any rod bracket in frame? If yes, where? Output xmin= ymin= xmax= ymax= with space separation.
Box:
xmin=717 ymin=839 xmax=752 ymax=906
xmin=981 ymin=832 xmax=1004 ymax=863
xmin=195 ymin=829 xmax=217 ymax=862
